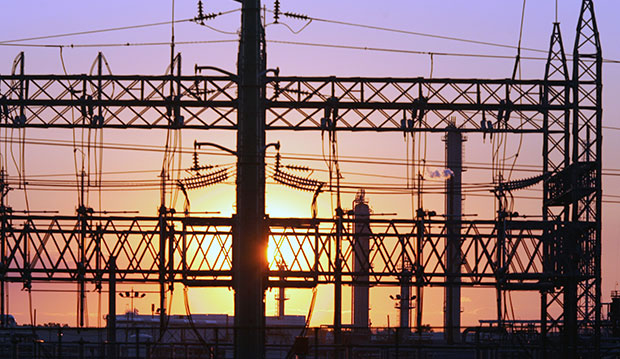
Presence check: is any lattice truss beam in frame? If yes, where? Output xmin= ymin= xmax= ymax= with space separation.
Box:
xmin=0 ymin=215 xmax=553 ymax=289
xmin=0 ymin=73 xmax=571 ymax=131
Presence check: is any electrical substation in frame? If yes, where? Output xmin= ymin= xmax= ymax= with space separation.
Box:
xmin=0 ymin=0 xmax=616 ymax=358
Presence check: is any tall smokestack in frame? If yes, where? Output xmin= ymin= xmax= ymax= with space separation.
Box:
xmin=352 ymin=189 xmax=371 ymax=329
xmin=443 ymin=125 xmax=464 ymax=343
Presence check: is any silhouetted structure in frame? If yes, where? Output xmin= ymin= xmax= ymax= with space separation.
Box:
xmin=0 ymin=0 xmax=604 ymax=357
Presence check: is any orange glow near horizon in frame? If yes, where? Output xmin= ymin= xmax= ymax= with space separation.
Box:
xmin=0 ymin=0 xmax=619 ymax=331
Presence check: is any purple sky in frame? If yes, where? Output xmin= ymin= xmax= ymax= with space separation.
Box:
xmin=0 ymin=0 xmax=619 ymax=328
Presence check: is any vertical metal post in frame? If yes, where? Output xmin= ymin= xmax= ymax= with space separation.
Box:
xmin=329 ymin=92 xmax=343 ymax=353
xmin=78 ymin=171 xmax=86 ymax=328
xmin=17 ymin=52 xmax=24 ymax=122
xmin=158 ymin=32 xmax=179 ymax=341
xmin=399 ymin=272 xmax=411 ymax=330
xmin=444 ymin=127 xmax=463 ymax=343
xmin=496 ymin=201 xmax=505 ymax=329
xmin=277 ymin=261 xmax=286 ymax=319
xmin=0 ymin=170 xmax=6 ymax=328
xmin=415 ymin=208 xmax=423 ymax=333
xmin=541 ymin=293 xmax=547 ymax=357
xmin=95 ymin=224 xmax=102 ymax=323
xmin=168 ymin=223 xmax=174 ymax=293
xmin=234 ymin=0 xmax=267 ymax=358
xmin=158 ymin=212 xmax=167 ymax=336
xmin=334 ymin=210 xmax=342 ymax=348
xmin=97 ymin=52 xmax=103 ymax=122
xmin=107 ymin=256 xmax=116 ymax=359
xmin=277 ymin=286 xmax=285 ymax=318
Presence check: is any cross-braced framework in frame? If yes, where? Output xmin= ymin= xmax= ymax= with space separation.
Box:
xmin=0 ymin=215 xmax=551 ymax=287
xmin=0 ymin=75 xmax=568 ymax=132
xmin=542 ymin=21 xmax=571 ymax=349
xmin=571 ymin=0 xmax=602 ymax=352
xmin=0 ymin=0 xmax=603 ymax=357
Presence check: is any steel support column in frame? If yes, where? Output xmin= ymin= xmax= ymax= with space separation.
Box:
xmin=569 ymin=1 xmax=602 ymax=356
xmin=0 ymin=171 xmax=7 ymax=328
xmin=542 ymin=21 xmax=570 ymax=358
xmin=234 ymin=0 xmax=267 ymax=358
xmin=107 ymin=256 xmax=116 ymax=359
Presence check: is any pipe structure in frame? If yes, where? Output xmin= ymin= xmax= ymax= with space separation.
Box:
xmin=352 ymin=190 xmax=371 ymax=329
xmin=444 ymin=126 xmax=464 ymax=343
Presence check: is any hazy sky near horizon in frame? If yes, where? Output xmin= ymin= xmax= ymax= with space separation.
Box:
xmin=0 ymin=0 xmax=619 ymax=328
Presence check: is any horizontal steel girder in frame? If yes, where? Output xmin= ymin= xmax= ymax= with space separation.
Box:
xmin=0 ymin=75 xmax=573 ymax=131
xmin=0 ymin=214 xmax=566 ymax=288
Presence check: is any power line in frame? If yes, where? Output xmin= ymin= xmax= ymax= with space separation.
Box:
xmin=0 ymin=38 xmax=559 ymax=62
xmin=0 ymin=8 xmax=241 ymax=45
xmin=1 ymin=6 xmax=618 ymax=66
xmin=268 ymin=9 xmax=620 ymax=64
xmin=268 ymin=40 xmax=620 ymax=64
xmin=288 ymin=13 xmax=548 ymax=54
xmin=0 ymin=39 xmax=237 ymax=49
xmin=3 ymin=38 xmax=618 ymax=65
xmin=0 ymin=19 xmax=194 ymax=45
xmin=5 ymin=136 xmax=620 ymax=176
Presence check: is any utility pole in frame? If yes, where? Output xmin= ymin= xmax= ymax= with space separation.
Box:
xmin=234 ymin=0 xmax=267 ymax=358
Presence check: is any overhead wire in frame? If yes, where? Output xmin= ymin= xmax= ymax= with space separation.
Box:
xmin=9 ymin=56 xmax=35 ymax=327
xmin=7 ymin=135 xmax=620 ymax=180
xmin=510 ymin=0 xmax=527 ymax=215
xmin=0 ymin=8 xmax=239 ymax=44
xmin=0 ymin=19 xmax=195 ymax=45
xmin=0 ymin=3 xmax=618 ymax=65
xmin=0 ymin=40 xmax=239 ymax=49
xmin=0 ymin=4 xmax=618 ymax=337
xmin=266 ymin=40 xmax=620 ymax=64
xmin=6 ymin=136 xmax=620 ymax=177
xmin=267 ymin=6 xmax=620 ymax=66
xmin=59 ymin=48 xmax=83 ymax=199
xmin=2 ymin=3 xmax=619 ymax=214
xmin=266 ymin=20 xmax=313 ymax=35
xmin=2 ymin=38 xmax=619 ymax=65
xmin=294 ymin=13 xmax=548 ymax=54
xmin=183 ymin=286 xmax=211 ymax=352
xmin=60 ymin=46 xmax=94 ymax=328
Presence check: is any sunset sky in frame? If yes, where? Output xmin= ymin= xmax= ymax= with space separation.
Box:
xmin=0 ymin=0 xmax=619 ymax=329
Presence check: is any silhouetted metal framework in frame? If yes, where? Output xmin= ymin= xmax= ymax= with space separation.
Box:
xmin=0 ymin=215 xmax=553 ymax=287
xmin=0 ymin=75 xmax=570 ymax=132
xmin=0 ymin=0 xmax=602 ymax=357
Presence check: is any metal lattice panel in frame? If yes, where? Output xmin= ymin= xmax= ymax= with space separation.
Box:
xmin=0 ymin=75 xmax=573 ymax=132
xmin=1 ymin=215 xmax=552 ymax=289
